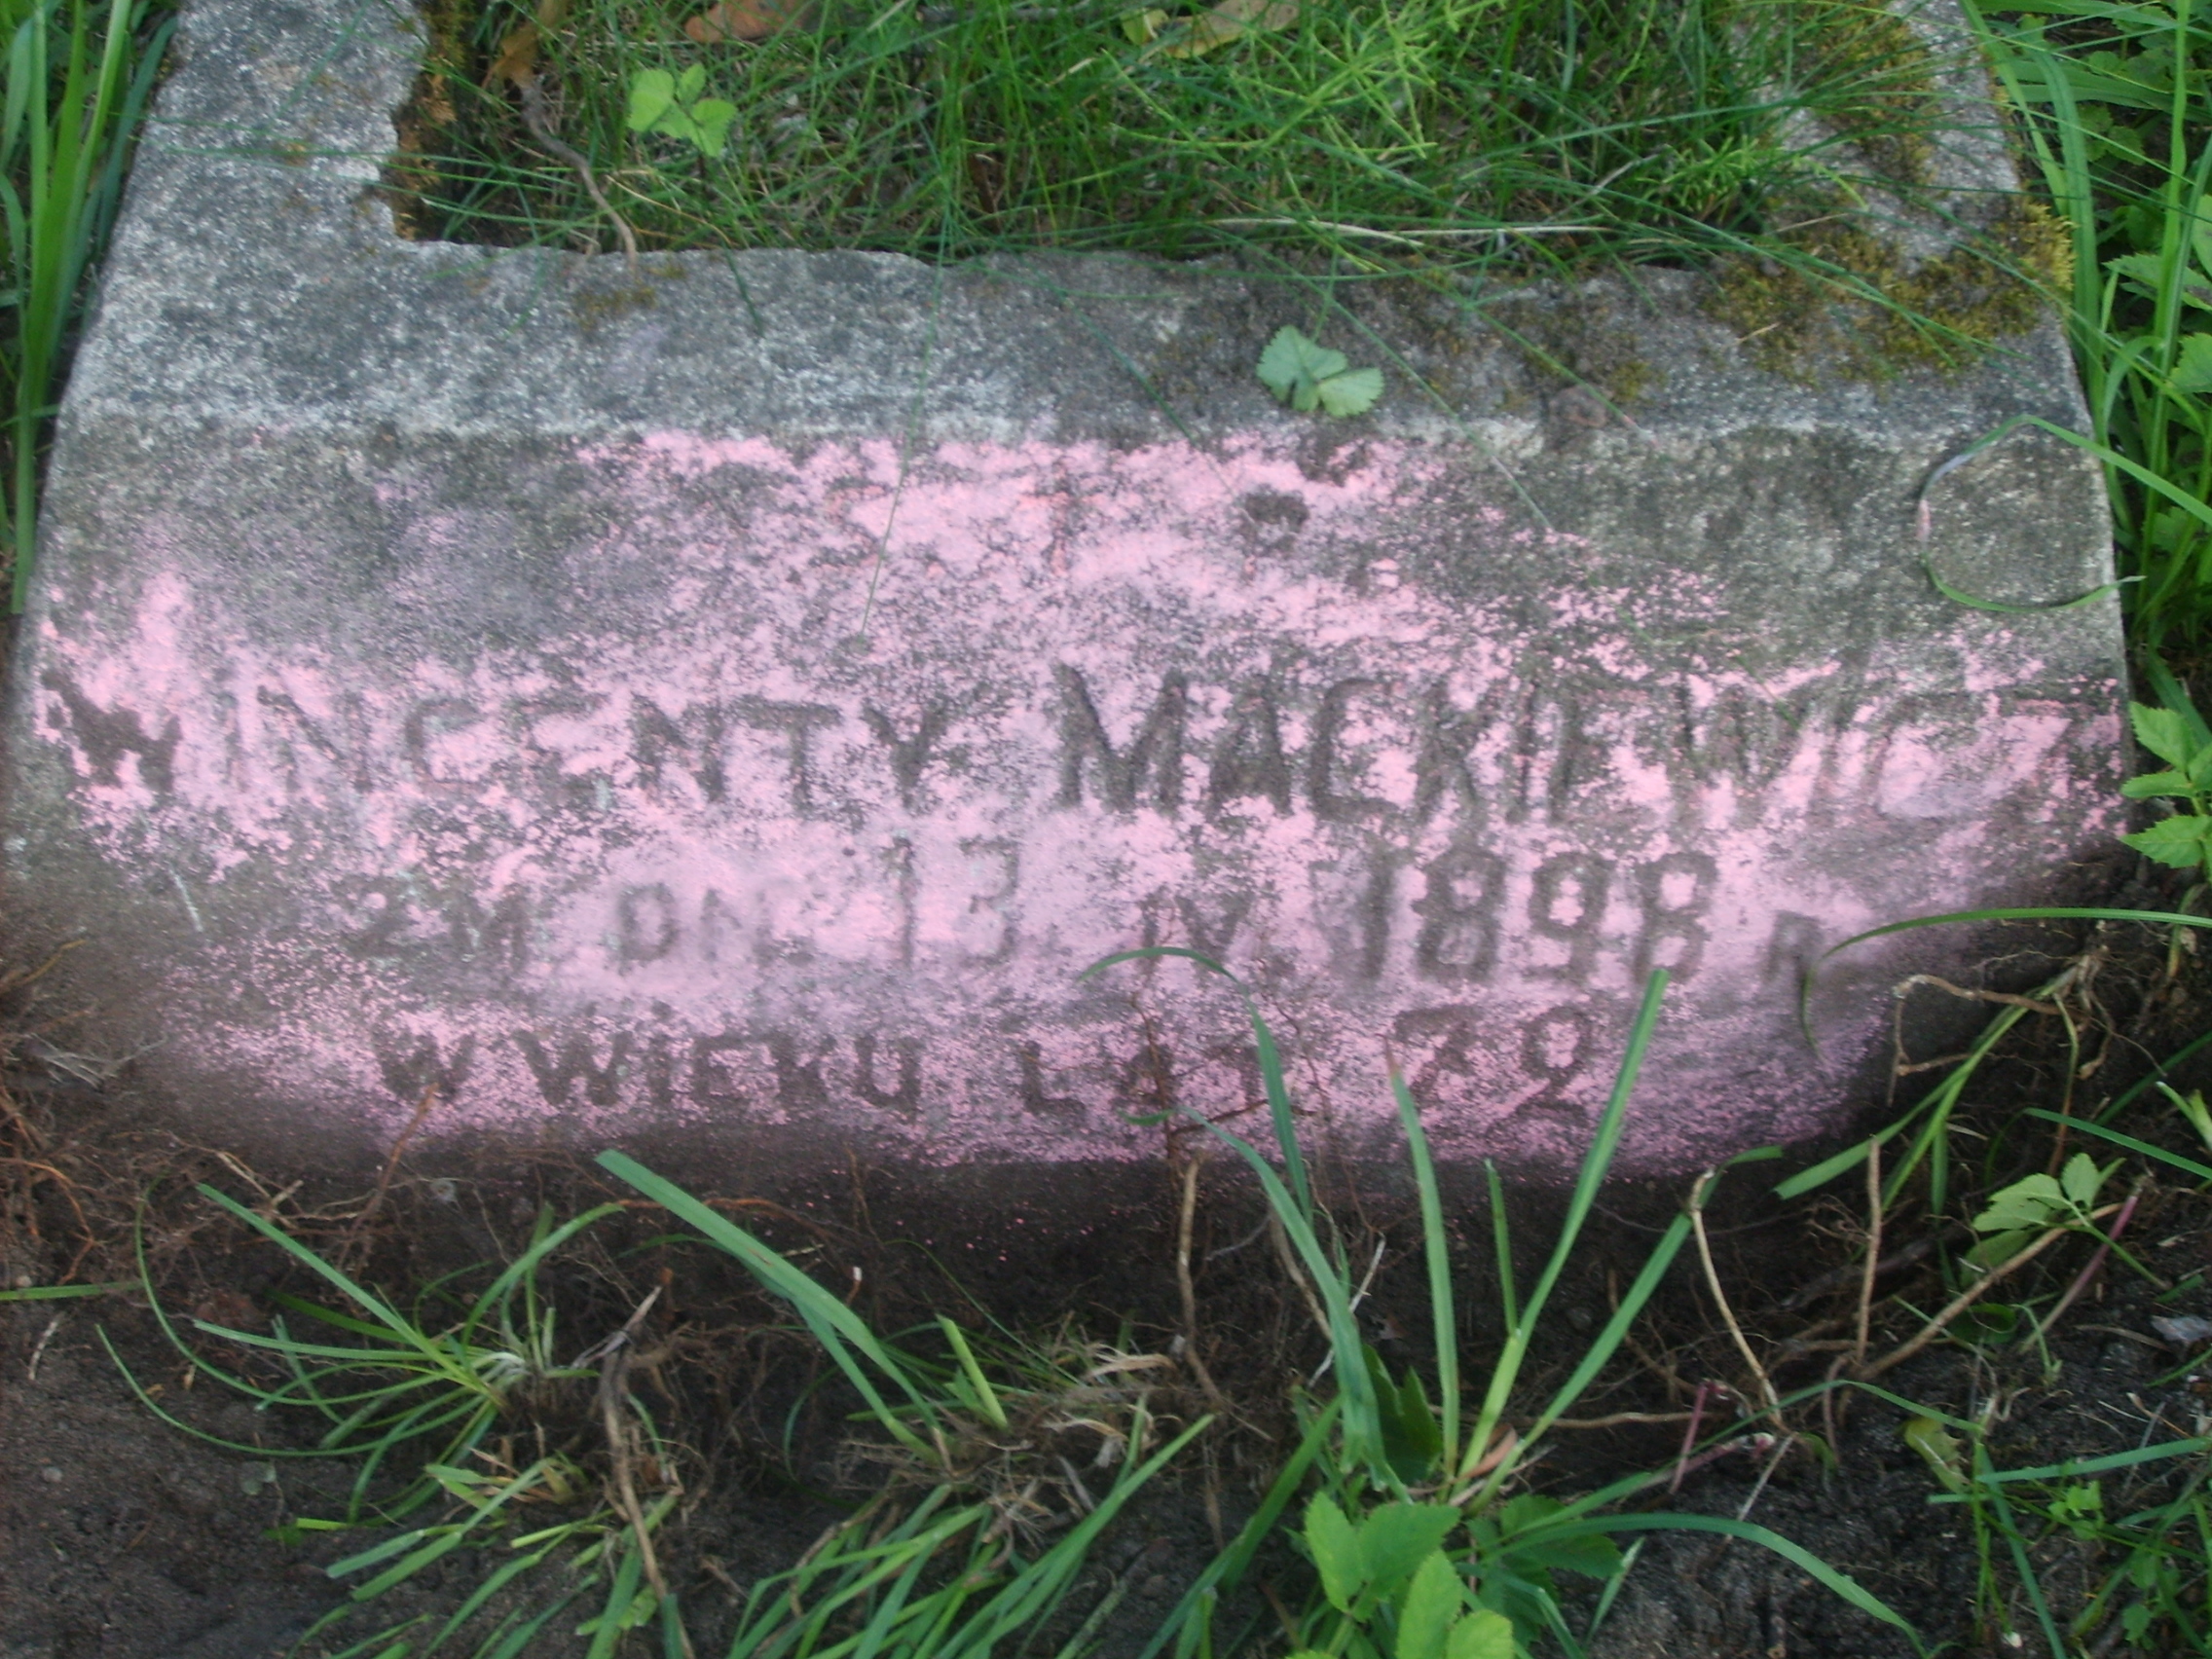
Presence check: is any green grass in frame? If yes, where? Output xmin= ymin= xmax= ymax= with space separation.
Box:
xmin=1967 ymin=0 xmax=2212 ymax=647
xmin=1081 ymin=955 xmax=1923 ymax=1659
xmin=0 ymin=0 xmax=172 ymax=612
xmin=397 ymin=0 xmax=1974 ymax=287
xmin=124 ymin=1169 xmax=1211 ymax=1659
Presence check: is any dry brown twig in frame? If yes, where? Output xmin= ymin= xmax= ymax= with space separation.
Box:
xmin=1688 ymin=1168 xmax=1782 ymax=1426
xmin=1855 ymin=1135 xmax=1883 ymax=1371
xmin=598 ymin=1285 xmax=692 ymax=1657
xmin=1858 ymin=1203 xmax=2123 ymax=1379
xmin=1172 ymin=1151 xmax=1229 ymax=1414
xmin=2024 ymin=1181 xmax=2150 ymax=1348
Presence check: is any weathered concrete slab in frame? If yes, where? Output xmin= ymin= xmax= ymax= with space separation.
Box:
xmin=1 ymin=0 xmax=2124 ymax=1177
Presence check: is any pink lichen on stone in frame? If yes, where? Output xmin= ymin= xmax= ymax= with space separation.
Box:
xmin=21 ymin=430 xmax=2126 ymax=1172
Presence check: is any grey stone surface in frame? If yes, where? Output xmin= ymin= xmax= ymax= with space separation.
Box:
xmin=0 ymin=0 xmax=2124 ymax=1177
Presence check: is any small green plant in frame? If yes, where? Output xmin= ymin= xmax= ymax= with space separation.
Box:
xmin=2 ymin=0 xmax=175 ymax=611
xmin=1965 ymin=1151 xmax=2114 ymax=1272
xmin=2159 ymin=1082 xmax=2212 ymax=1157
xmin=1257 ymin=327 xmax=1382 ymax=418
xmin=1966 ymin=0 xmax=2212 ymax=645
xmin=596 ymin=1149 xmax=1211 ymax=1659
xmin=1295 ymin=1495 xmax=1516 ymax=1659
xmin=1086 ymin=956 xmax=1922 ymax=1659
xmin=625 ymin=63 xmax=736 ymax=157
xmin=2122 ymin=694 xmax=2212 ymax=875
xmin=1916 ymin=1414 xmax=2212 ymax=1656
xmin=109 ymin=1191 xmax=696 ymax=1656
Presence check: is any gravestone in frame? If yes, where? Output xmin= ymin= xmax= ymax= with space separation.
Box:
xmin=0 ymin=0 xmax=2124 ymax=1179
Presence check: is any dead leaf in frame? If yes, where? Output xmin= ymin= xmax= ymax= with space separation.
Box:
xmin=1140 ymin=0 xmax=1297 ymax=59
xmin=489 ymin=21 xmax=539 ymax=85
xmin=2153 ymin=1313 xmax=2212 ymax=1347
xmin=488 ymin=2 xmax=571 ymax=86
xmin=685 ymin=0 xmax=812 ymax=43
xmin=192 ymin=1288 xmax=261 ymax=1330
xmin=1215 ymin=0 xmax=1299 ymax=26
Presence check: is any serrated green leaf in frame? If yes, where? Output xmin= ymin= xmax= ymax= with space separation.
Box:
xmin=2109 ymin=251 xmax=2167 ymax=293
xmin=2173 ymin=333 xmax=2212 ymax=394
xmin=1973 ymin=1172 xmax=2065 ymax=1233
xmin=1902 ymin=1416 xmax=1967 ymax=1494
xmin=1966 ymin=1227 xmax=2038 ymax=1272
xmin=1359 ymin=1503 xmax=1463 ymax=1593
xmin=1257 ymin=326 xmax=1317 ymax=400
xmin=2188 ymin=199 xmax=2212 ymax=292
xmin=652 ymin=105 xmax=701 ymax=146
xmin=1317 ymin=365 xmax=1383 ymax=417
xmin=2060 ymin=1152 xmax=2104 ymax=1207
xmin=2121 ymin=770 xmax=2194 ymax=798
xmin=676 ymin=63 xmax=706 ymax=103
xmin=2132 ymin=703 xmax=2194 ymax=768
xmin=1304 ymin=345 xmax=1349 ymax=382
xmin=1292 ymin=379 xmax=1322 ymax=414
xmin=1445 ymin=1609 xmax=1516 ymax=1659
xmin=1505 ymin=1529 xmax=1623 ymax=1580
xmin=1397 ymin=1551 xmax=1466 ymax=1659
xmin=2123 ymin=814 xmax=2212 ymax=867
xmin=1306 ymin=1493 xmax=1363 ymax=1612
xmin=691 ymin=98 xmax=736 ymax=158
xmin=1496 ymin=1493 xmax=1566 ymax=1532
xmin=626 ymin=69 xmax=677 ymax=132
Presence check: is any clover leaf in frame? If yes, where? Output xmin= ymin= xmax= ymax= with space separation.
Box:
xmin=627 ymin=65 xmax=736 ymax=159
xmin=1258 ymin=326 xmax=1382 ymax=417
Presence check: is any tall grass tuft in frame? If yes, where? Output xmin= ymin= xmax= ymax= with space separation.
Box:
xmin=0 ymin=0 xmax=172 ymax=612
xmin=1083 ymin=952 xmax=1925 ymax=1659
xmin=1966 ymin=0 xmax=2212 ymax=646
xmin=392 ymin=0 xmax=2011 ymax=340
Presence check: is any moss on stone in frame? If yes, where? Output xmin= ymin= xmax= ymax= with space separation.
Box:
xmin=1776 ymin=0 xmax=1940 ymax=188
xmin=1707 ymin=196 xmax=2073 ymax=380
xmin=1485 ymin=289 xmax=1666 ymax=409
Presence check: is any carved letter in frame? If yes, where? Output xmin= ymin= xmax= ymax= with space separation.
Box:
xmin=1207 ymin=683 xmax=1292 ymax=815
xmin=513 ymin=1030 xmax=630 ymax=1107
xmin=1308 ymin=678 xmax=1390 ymax=823
xmin=959 ymin=836 xmax=1020 ymax=966
xmin=736 ymin=697 xmax=841 ymax=815
xmin=1631 ymin=852 xmax=1717 ymax=981
xmin=403 ymin=697 xmax=488 ymax=791
xmin=632 ymin=697 xmax=727 ymax=803
xmin=700 ymin=889 xmax=743 ymax=965
xmin=615 ymin=883 xmax=681 ymax=968
xmin=1015 ymin=1041 xmax=1086 ymax=1115
xmin=445 ymin=885 xmax=533 ymax=972
xmin=1175 ymin=892 xmax=1253 ymax=960
xmin=257 ymin=685 xmax=366 ymax=791
xmin=887 ymin=836 xmax=917 ymax=969
xmin=690 ymin=1033 xmax=753 ymax=1108
xmin=1763 ymin=911 xmax=1825 ymax=985
xmin=1412 ymin=682 xmax=1492 ymax=827
xmin=372 ymin=1028 xmax=476 ymax=1104
xmin=855 ymin=1035 xmax=923 ymax=1118
xmin=863 ymin=703 xmax=952 ymax=811
xmin=44 ymin=672 xmax=179 ymax=794
xmin=342 ymin=877 xmax=419 ymax=961
xmin=1055 ymin=666 xmax=1188 ymax=812
xmin=508 ymin=690 xmax=609 ymax=810
xmin=1414 ymin=840 xmax=1506 ymax=983
xmin=764 ymin=1033 xmax=834 ymax=1112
